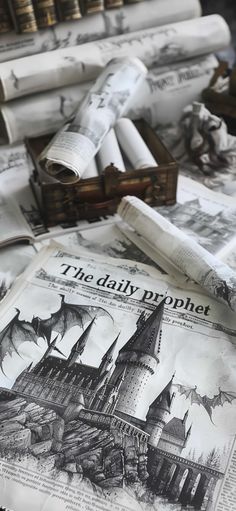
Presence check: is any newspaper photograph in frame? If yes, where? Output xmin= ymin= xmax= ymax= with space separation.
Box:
xmin=0 ymin=15 xmax=229 ymax=102
xmin=0 ymin=244 xmax=235 ymax=511
xmin=117 ymin=195 xmax=236 ymax=311
xmin=40 ymin=57 xmax=147 ymax=182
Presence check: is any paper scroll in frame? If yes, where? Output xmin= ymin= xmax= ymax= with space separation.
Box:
xmin=40 ymin=57 xmax=147 ymax=183
xmin=82 ymin=159 xmax=99 ymax=179
xmin=115 ymin=118 xmax=157 ymax=168
xmin=0 ymin=54 xmax=218 ymax=144
xmin=0 ymin=0 xmax=202 ymax=63
xmin=96 ymin=129 xmax=125 ymax=172
xmin=0 ymin=15 xmax=229 ymax=102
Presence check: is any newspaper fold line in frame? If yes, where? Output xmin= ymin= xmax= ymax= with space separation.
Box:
xmin=118 ymin=195 xmax=236 ymax=311
xmin=40 ymin=57 xmax=147 ymax=183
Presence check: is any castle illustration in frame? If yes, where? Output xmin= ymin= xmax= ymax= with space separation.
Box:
xmin=13 ymin=300 xmax=223 ymax=509
xmin=13 ymin=300 xmax=189 ymax=450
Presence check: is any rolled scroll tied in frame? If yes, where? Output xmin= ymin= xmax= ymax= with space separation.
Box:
xmin=40 ymin=57 xmax=147 ymax=183
xmin=118 ymin=196 xmax=236 ymax=311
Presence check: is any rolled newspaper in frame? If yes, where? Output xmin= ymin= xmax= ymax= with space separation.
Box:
xmin=0 ymin=15 xmax=230 ymax=102
xmin=0 ymin=0 xmax=202 ymax=63
xmin=40 ymin=57 xmax=147 ymax=183
xmin=0 ymin=54 xmax=218 ymax=144
xmin=117 ymin=196 xmax=236 ymax=311
xmin=96 ymin=128 xmax=126 ymax=172
xmin=115 ymin=118 xmax=157 ymax=168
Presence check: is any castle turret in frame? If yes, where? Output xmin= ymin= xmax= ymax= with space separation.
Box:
xmin=158 ymin=409 xmax=191 ymax=455
xmin=109 ymin=300 xmax=165 ymax=421
xmin=145 ymin=374 xmax=175 ymax=447
xmin=67 ymin=317 xmax=96 ymax=367
xmin=98 ymin=333 xmax=119 ymax=375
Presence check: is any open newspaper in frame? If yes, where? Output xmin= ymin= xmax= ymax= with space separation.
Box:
xmin=0 ymin=243 xmax=235 ymax=511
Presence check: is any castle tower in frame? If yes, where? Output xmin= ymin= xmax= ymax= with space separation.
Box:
xmin=110 ymin=299 xmax=165 ymax=421
xmin=41 ymin=334 xmax=63 ymax=360
xmin=104 ymin=367 xmax=127 ymax=414
xmin=90 ymin=377 xmax=109 ymax=411
xmin=145 ymin=374 xmax=175 ymax=447
xmin=67 ymin=317 xmax=96 ymax=367
xmin=98 ymin=333 xmax=120 ymax=375
xmin=158 ymin=409 xmax=191 ymax=455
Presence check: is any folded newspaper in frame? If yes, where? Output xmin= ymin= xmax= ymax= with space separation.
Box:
xmin=0 ymin=243 xmax=235 ymax=511
xmin=118 ymin=196 xmax=236 ymax=311
xmin=40 ymin=57 xmax=147 ymax=183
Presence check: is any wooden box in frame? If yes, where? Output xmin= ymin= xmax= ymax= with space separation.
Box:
xmin=27 ymin=120 xmax=178 ymax=227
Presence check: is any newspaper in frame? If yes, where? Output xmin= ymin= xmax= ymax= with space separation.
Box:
xmin=0 ymin=15 xmax=229 ymax=102
xmin=0 ymin=243 xmax=36 ymax=301
xmin=40 ymin=58 xmax=147 ymax=182
xmin=0 ymin=54 xmax=218 ymax=144
xmin=0 ymin=243 xmax=235 ymax=511
xmin=0 ymin=0 xmax=202 ymax=63
xmin=117 ymin=195 xmax=236 ymax=311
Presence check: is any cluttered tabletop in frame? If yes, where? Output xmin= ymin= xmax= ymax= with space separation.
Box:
xmin=0 ymin=1 xmax=236 ymax=510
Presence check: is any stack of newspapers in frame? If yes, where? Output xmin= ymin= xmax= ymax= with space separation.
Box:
xmin=0 ymin=175 xmax=236 ymax=511
xmin=0 ymin=0 xmax=232 ymax=145
xmin=0 ymin=2 xmax=236 ymax=511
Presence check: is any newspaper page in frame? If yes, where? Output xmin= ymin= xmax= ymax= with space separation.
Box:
xmin=0 ymin=15 xmax=229 ymax=102
xmin=41 ymin=58 xmax=147 ymax=182
xmin=0 ymin=0 xmax=202 ymax=63
xmin=0 ymin=243 xmax=36 ymax=302
xmin=0 ymin=244 xmax=235 ymax=511
xmin=117 ymin=196 xmax=236 ymax=311
xmin=34 ymin=223 xmax=165 ymax=275
xmin=0 ymin=54 xmax=217 ymax=144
